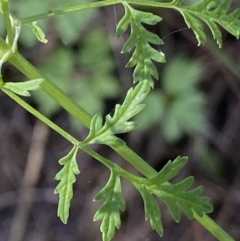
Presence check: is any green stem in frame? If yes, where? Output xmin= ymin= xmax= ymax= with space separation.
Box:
xmin=194 ymin=213 xmax=235 ymax=241
xmin=1 ymin=89 xmax=144 ymax=191
xmin=2 ymin=0 xmax=14 ymax=45
xmin=1 ymin=87 xmax=120 ymax=171
xmin=0 ymin=42 xmax=91 ymax=128
xmin=127 ymin=0 xmax=174 ymax=8
xmin=2 ymin=88 xmax=78 ymax=144
xmin=21 ymin=0 xmax=121 ymax=24
xmin=2 ymin=88 xmax=141 ymax=186
xmin=20 ymin=0 xmax=174 ymax=24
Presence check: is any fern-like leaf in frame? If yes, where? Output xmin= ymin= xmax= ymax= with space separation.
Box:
xmin=0 ymin=78 xmax=43 ymax=96
xmin=84 ymin=80 xmax=151 ymax=146
xmin=94 ymin=171 xmax=125 ymax=241
xmin=133 ymin=156 xmax=213 ymax=234
xmin=54 ymin=145 xmax=80 ymax=224
xmin=173 ymin=0 xmax=240 ymax=47
xmin=117 ymin=2 xmax=166 ymax=87
xmin=154 ymin=176 xmax=212 ymax=222
xmin=147 ymin=157 xmax=213 ymax=222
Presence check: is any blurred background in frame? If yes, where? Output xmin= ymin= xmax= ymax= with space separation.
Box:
xmin=0 ymin=0 xmax=240 ymax=240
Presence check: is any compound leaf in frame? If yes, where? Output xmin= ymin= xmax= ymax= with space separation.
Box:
xmin=94 ymin=171 xmax=125 ymax=241
xmin=117 ymin=2 xmax=165 ymax=87
xmin=0 ymin=78 xmax=43 ymax=96
xmin=84 ymin=80 xmax=151 ymax=146
xmin=54 ymin=145 xmax=80 ymax=224
xmin=154 ymin=176 xmax=213 ymax=222
xmin=134 ymin=156 xmax=213 ymax=233
xmin=146 ymin=156 xmax=213 ymax=222
xmin=174 ymin=0 xmax=240 ymax=47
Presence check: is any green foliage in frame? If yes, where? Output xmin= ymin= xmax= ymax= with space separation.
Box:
xmin=93 ymin=171 xmax=125 ymax=241
xmin=148 ymin=157 xmax=213 ymax=221
xmin=117 ymin=2 xmax=166 ymax=87
xmin=137 ymin=56 xmax=205 ymax=142
xmin=54 ymin=145 xmax=80 ymax=224
xmin=0 ymin=78 xmax=43 ymax=96
xmin=173 ymin=0 xmax=240 ymax=47
xmin=153 ymin=176 xmax=212 ymax=221
xmin=84 ymin=80 xmax=151 ymax=146
xmin=134 ymin=157 xmax=213 ymax=232
xmin=1 ymin=1 xmax=239 ymax=241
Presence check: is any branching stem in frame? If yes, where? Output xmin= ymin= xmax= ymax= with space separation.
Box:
xmin=0 ymin=0 xmax=237 ymax=240
xmin=1 ymin=88 xmax=130 ymax=176
xmin=0 ymin=40 xmax=235 ymax=241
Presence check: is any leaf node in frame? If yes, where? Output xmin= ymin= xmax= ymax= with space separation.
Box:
xmin=84 ymin=80 xmax=151 ymax=146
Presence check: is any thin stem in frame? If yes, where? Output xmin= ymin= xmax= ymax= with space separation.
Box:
xmin=21 ymin=0 xmax=121 ymax=24
xmin=82 ymin=145 xmax=146 ymax=183
xmin=127 ymin=0 xmax=175 ymax=8
xmin=2 ymin=88 xmax=78 ymax=145
xmin=20 ymin=0 xmax=174 ymax=24
xmin=2 ymin=0 xmax=14 ymax=45
xmin=1 ymin=88 xmax=126 ymax=174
